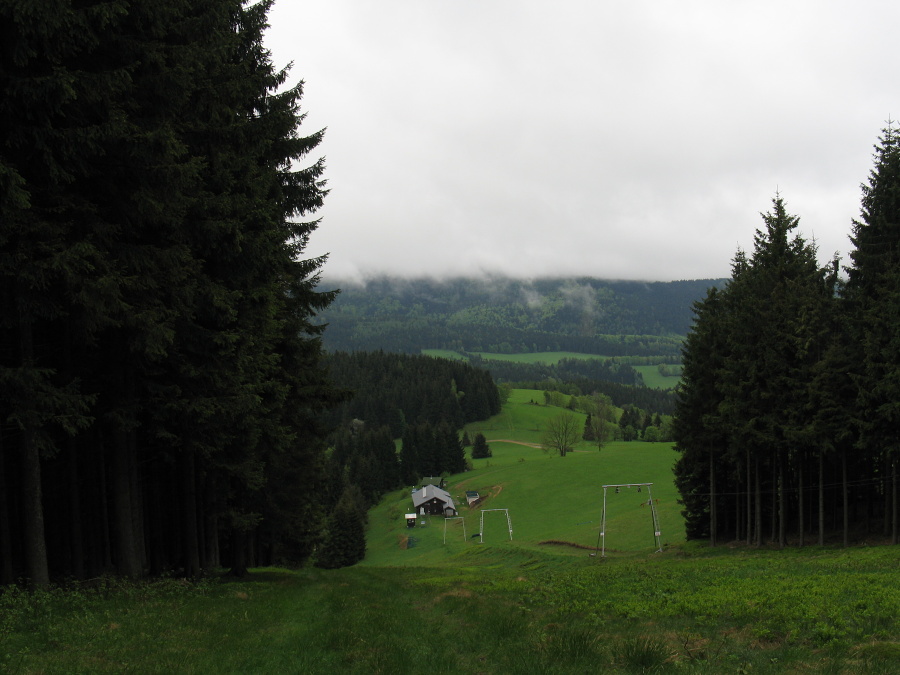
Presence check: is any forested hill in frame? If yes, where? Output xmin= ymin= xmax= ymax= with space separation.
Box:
xmin=316 ymin=275 xmax=725 ymax=354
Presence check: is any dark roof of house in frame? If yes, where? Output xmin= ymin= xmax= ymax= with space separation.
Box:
xmin=412 ymin=485 xmax=457 ymax=511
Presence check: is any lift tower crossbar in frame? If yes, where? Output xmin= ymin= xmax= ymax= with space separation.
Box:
xmin=597 ymin=483 xmax=662 ymax=557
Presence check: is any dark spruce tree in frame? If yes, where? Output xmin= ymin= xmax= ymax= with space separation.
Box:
xmin=673 ymin=287 xmax=729 ymax=543
xmin=582 ymin=414 xmax=596 ymax=441
xmin=674 ymin=196 xmax=837 ymax=547
xmin=471 ymin=433 xmax=492 ymax=459
xmin=314 ymin=487 xmax=366 ymax=569
xmin=0 ymin=0 xmax=132 ymax=586
xmin=806 ymin=277 xmax=854 ymax=546
xmin=436 ymin=420 xmax=467 ymax=475
xmin=844 ymin=121 xmax=900 ymax=544
xmin=399 ymin=424 xmax=421 ymax=486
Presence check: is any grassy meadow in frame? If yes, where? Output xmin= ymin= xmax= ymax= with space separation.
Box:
xmin=632 ymin=364 xmax=681 ymax=390
xmin=4 ymin=389 xmax=900 ymax=674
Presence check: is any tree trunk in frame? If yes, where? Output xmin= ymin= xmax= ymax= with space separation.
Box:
xmin=0 ymin=431 xmax=15 ymax=585
xmin=129 ymin=432 xmax=146 ymax=572
xmin=892 ymin=457 xmax=898 ymax=545
xmin=83 ymin=437 xmax=110 ymax=577
xmin=746 ymin=449 xmax=752 ymax=546
xmin=778 ymin=451 xmax=786 ymax=548
xmin=797 ymin=460 xmax=804 ymax=548
xmin=181 ymin=449 xmax=200 ymax=578
xmin=229 ymin=527 xmax=248 ymax=577
xmin=754 ymin=456 xmax=762 ymax=547
xmin=146 ymin=459 xmax=164 ymax=577
xmin=248 ymin=530 xmax=258 ymax=567
xmin=203 ymin=474 xmax=220 ymax=569
xmin=842 ymin=451 xmax=849 ymax=548
xmin=67 ymin=438 xmax=85 ymax=579
xmin=818 ymin=451 xmax=825 ymax=547
xmin=18 ymin=317 xmax=50 ymax=587
xmin=769 ymin=460 xmax=777 ymax=544
xmin=883 ymin=455 xmax=891 ymax=536
xmin=97 ymin=441 xmax=113 ymax=573
xmin=709 ymin=444 xmax=717 ymax=546
xmin=21 ymin=428 xmax=49 ymax=587
xmin=111 ymin=429 xmax=142 ymax=578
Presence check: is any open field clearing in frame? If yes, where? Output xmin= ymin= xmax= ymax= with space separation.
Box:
xmin=633 ymin=364 xmax=681 ymax=390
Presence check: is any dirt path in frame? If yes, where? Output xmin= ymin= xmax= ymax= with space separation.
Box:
xmin=487 ymin=439 xmax=542 ymax=448
xmin=487 ymin=438 xmax=591 ymax=453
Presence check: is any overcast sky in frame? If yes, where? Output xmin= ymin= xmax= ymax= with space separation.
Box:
xmin=265 ymin=0 xmax=898 ymax=283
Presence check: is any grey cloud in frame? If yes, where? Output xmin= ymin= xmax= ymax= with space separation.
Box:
xmin=267 ymin=0 xmax=898 ymax=282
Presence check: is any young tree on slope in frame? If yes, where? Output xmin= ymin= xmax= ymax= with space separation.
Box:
xmin=471 ymin=433 xmax=492 ymax=459
xmin=541 ymin=412 xmax=581 ymax=457
xmin=314 ymin=487 xmax=366 ymax=569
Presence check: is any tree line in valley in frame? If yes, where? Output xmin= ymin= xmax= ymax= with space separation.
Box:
xmin=312 ymin=352 xmax=502 ymax=567
xmin=519 ymin=376 xmax=677 ymax=416
xmin=467 ymin=355 xmax=642 ymax=387
xmin=314 ymin=420 xmax=470 ymax=569
xmin=324 ymin=351 xmax=501 ymax=439
xmin=674 ymin=123 xmax=900 ymax=548
xmin=316 ymin=276 xmax=719 ymax=356
xmin=0 ymin=0 xmax=347 ymax=586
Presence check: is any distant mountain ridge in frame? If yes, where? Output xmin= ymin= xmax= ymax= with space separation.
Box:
xmin=317 ymin=275 xmax=726 ymax=355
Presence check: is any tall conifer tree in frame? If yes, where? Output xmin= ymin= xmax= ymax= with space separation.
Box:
xmin=674 ymin=196 xmax=835 ymax=546
xmin=844 ymin=121 xmax=900 ymax=542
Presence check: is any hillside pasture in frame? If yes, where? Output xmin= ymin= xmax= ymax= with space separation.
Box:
xmin=633 ymin=364 xmax=682 ymax=390
xmin=362 ymin=389 xmax=682 ymax=567
xmin=363 ymin=440 xmax=682 ymax=567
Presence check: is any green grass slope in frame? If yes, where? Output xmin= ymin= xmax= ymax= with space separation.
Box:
xmin=9 ymin=548 xmax=900 ymax=674
xmin=363 ymin=389 xmax=683 ymax=567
